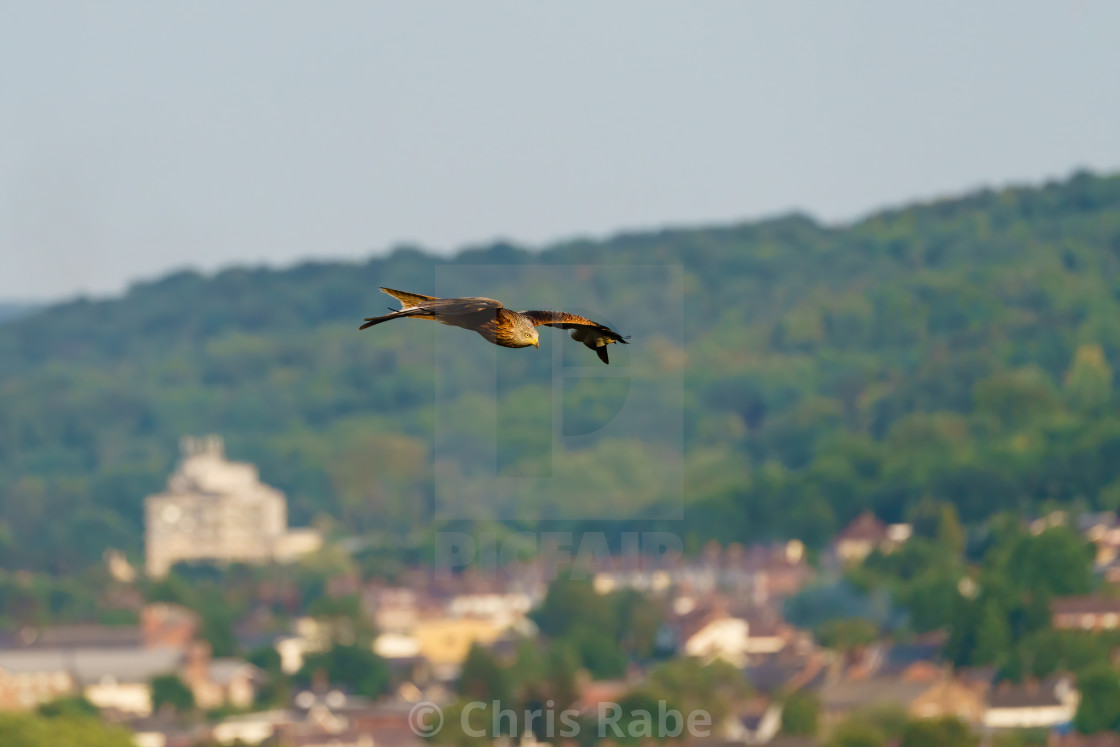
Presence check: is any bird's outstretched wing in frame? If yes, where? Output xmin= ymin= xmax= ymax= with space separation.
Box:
xmin=360 ymin=290 xmax=503 ymax=330
xmin=380 ymin=287 xmax=439 ymax=309
xmin=520 ymin=310 xmax=629 ymax=364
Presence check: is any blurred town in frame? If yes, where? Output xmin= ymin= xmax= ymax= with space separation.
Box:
xmin=2 ymin=436 xmax=1119 ymax=747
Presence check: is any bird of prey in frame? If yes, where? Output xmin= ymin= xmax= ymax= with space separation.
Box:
xmin=359 ymin=287 xmax=630 ymax=364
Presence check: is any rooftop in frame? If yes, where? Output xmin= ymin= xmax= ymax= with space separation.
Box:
xmin=1052 ymin=595 xmax=1120 ymax=616
xmin=0 ymin=646 xmax=183 ymax=685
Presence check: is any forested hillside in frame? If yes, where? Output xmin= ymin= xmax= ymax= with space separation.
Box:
xmin=0 ymin=303 xmax=39 ymax=325
xmin=3 ymin=171 xmax=1120 ymax=573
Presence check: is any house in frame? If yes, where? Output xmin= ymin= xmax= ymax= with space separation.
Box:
xmin=0 ymin=662 xmax=75 ymax=710
xmin=1079 ymin=512 xmax=1120 ymax=572
xmin=677 ymin=605 xmax=751 ymax=666
xmin=1097 ymin=558 xmax=1120 ymax=585
xmin=211 ymin=690 xmax=393 ymax=746
xmin=445 ymin=591 xmax=536 ymax=631
xmin=982 ymin=675 xmax=1079 ymax=729
xmin=364 ymin=587 xmax=422 ymax=633
xmin=664 ymin=600 xmax=804 ymax=668
xmin=0 ymin=646 xmax=183 ymax=714
xmin=373 ymin=632 xmax=423 ymax=660
xmin=196 ymin=657 xmax=262 ymax=710
xmin=2 ymin=604 xmax=197 ymax=653
xmin=142 ymin=604 xmax=201 ymax=648
xmin=745 ymin=650 xmax=828 ymax=696
xmin=832 ymin=514 xmax=911 ymax=564
xmin=128 ymin=714 xmax=211 ymax=747
xmin=907 ymin=674 xmax=988 ymax=724
xmin=684 ymin=616 xmax=749 ymax=663
xmin=591 ymin=550 xmax=674 ymax=596
xmin=876 ymin=636 xmax=946 ymax=677
xmin=747 ymin=542 xmax=815 ymax=604
xmin=1030 ymin=510 xmax=1070 ymax=535
xmin=1052 ymin=596 xmax=1120 ymax=631
xmin=719 ymin=698 xmax=783 ymax=745
xmin=0 ymin=641 xmax=257 ymax=716
xmin=741 ymin=613 xmax=795 ymax=656
xmin=818 ymin=674 xmax=940 ymax=725
xmin=176 ymin=641 xmax=261 ymax=712
xmin=1077 ymin=511 xmax=1120 ymax=544
xmin=410 ymin=616 xmax=505 ymax=673
xmin=272 ymin=617 xmax=335 ymax=675
xmin=211 ymin=709 xmax=292 ymax=744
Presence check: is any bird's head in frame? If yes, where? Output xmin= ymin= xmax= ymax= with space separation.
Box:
xmin=514 ymin=318 xmax=540 ymax=348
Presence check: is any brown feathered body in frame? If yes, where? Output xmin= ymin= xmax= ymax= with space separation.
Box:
xmin=420 ymin=306 xmax=538 ymax=349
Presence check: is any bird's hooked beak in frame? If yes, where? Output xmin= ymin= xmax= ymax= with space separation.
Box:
xmin=532 ymin=339 xmax=540 ymax=349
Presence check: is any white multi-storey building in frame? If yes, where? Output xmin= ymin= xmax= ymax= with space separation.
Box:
xmin=145 ymin=435 xmax=321 ymax=577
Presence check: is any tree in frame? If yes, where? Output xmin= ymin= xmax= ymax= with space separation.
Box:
xmin=198 ymin=607 xmax=239 ymax=657
xmin=780 ymin=691 xmax=820 ymax=736
xmin=899 ymin=717 xmax=978 ymax=747
xmin=935 ymin=503 xmax=966 ymax=555
xmin=306 ymin=593 xmax=375 ymax=646
xmin=297 ymin=643 xmax=391 ymax=699
xmin=570 ymin=626 xmax=627 ymax=680
xmin=1099 ymin=478 xmax=1120 ymax=512
xmin=247 ymin=644 xmax=291 ymax=709
xmin=1065 ymin=343 xmax=1113 ymax=413
xmin=36 ymin=697 xmax=99 ymax=719
xmin=815 ymin=618 xmax=880 ymax=652
xmin=599 ymin=691 xmax=676 ymax=745
xmin=544 ymin=640 xmax=582 ymax=711
xmin=247 ymin=644 xmax=283 ymax=675
xmin=0 ymin=712 xmax=134 ymax=747
xmin=1073 ymin=665 xmax=1120 ymax=734
xmin=530 ymin=577 xmax=615 ymax=640
xmin=612 ymin=588 xmax=663 ymax=659
xmin=972 ymin=602 xmax=1012 ymax=667
xmin=458 ymin=644 xmax=511 ymax=704
xmin=150 ymin=674 xmax=195 ymax=713
xmin=1004 ymin=528 xmax=1094 ymax=597
xmin=826 ymin=719 xmax=885 ymax=747
xmin=643 ymin=657 xmax=749 ymax=725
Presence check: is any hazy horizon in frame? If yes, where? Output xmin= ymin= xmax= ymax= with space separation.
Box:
xmin=1 ymin=167 xmax=1107 ymax=307
xmin=4 ymin=1 xmax=1119 ymax=300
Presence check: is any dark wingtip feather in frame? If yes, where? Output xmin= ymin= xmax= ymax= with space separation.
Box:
xmin=596 ymin=347 xmax=610 ymax=364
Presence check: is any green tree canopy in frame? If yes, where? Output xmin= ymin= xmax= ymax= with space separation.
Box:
xmin=150 ymin=673 xmax=195 ymax=713
xmin=780 ymin=691 xmax=820 ymax=736
xmin=296 ymin=643 xmax=391 ymax=699
xmin=1074 ymin=665 xmax=1120 ymax=734
xmin=0 ymin=713 xmax=134 ymax=747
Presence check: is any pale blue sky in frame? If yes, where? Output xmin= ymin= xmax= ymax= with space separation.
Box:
xmin=2 ymin=1 xmax=1119 ymax=299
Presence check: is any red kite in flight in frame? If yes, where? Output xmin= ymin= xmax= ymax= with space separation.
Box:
xmin=360 ymin=287 xmax=630 ymax=364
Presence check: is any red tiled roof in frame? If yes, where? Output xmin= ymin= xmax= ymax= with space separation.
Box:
xmin=836 ymin=513 xmax=888 ymax=543
xmin=1052 ymin=596 xmax=1120 ymax=616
